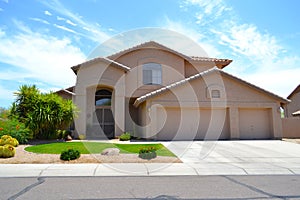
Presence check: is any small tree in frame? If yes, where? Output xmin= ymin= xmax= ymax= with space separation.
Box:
xmin=11 ymin=85 xmax=77 ymax=139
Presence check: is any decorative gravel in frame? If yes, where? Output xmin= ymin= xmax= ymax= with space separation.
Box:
xmin=0 ymin=145 xmax=182 ymax=164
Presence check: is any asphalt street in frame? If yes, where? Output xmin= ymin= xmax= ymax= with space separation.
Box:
xmin=1 ymin=175 xmax=300 ymax=200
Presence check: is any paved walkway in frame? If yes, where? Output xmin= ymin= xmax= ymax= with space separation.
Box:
xmin=1 ymin=140 xmax=300 ymax=177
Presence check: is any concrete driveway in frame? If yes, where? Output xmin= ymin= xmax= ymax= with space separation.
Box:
xmin=162 ymin=140 xmax=300 ymax=175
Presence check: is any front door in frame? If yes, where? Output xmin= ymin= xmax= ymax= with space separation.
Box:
xmin=95 ymin=89 xmax=114 ymax=139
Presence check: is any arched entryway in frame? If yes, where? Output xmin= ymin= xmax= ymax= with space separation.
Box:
xmin=95 ymin=89 xmax=114 ymax=139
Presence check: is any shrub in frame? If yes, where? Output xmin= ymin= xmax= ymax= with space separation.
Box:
xmin=54 ymin=130 xmax=69 ymax=140
xmin=78 ymin=134 xmax=86 ymax=140
xmin=0 ymin=118 xmax=32 ymax=144
xmin=138 ymin=146 xmax=157 ymax=160
xmin=10 ymin=85 xmax=78 ymax=139
xmin=119 ymin=132 xmax=131 ymax=141
xmin=0 ymin=144 xmax=16 ymax=158
xmin=0 ymin=135 xmax=19 ymax=147
xmin=60 ymin=149 xmax=80 ymax=161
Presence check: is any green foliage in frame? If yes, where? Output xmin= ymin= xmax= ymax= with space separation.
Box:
xmin=0 ymin=119 xmax=31 ymax=144
xmin=78 ymin=134 xmax=86 ymax=140
xmin=0 ymin=135 xmax=19 ymax=147
xmin=10 ymin=85 xmax=78 ymax=139
xmin=0 ymin=107 xmax=10 ymax=119
xmin=55 ymin=130 xmax=71 ymax=140
xmin=119 ymin=132 xmax=131 ymax=141
xmin=0 ymin=144 xmax=16 ymax=158
xmin=60 ymin=149 xmax=80 ymax=161
xmin=138 ymin=146 xmax=157 ymax=160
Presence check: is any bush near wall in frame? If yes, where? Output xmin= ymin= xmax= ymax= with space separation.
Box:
xmin=0 ymin=118 xmax=32 ymax=144
xmin=119 ymin=132 xmax=131 ymax=141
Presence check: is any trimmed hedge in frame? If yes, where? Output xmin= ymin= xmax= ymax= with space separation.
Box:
xmin=119 ymin=132 xmax=131 ymax=141
xmin=0 ymin=135 xmax=19 ymax=147
xmin=0 ymin=144 xmax=16 ymax=158
xmin=138 ymin=146 xmax=157 ymax=160
xmin=60 ymin=149 xmax=81 ymax=161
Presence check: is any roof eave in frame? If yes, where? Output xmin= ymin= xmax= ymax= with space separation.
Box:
xmin=70 ymin=57 xmax=130 ymax=75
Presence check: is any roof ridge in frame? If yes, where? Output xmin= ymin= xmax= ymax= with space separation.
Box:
xmin=133 ymin=67 xmax=218 ymax=107
xmin=107 ymin=40 xmax=191 ymax=60
xmin=71 ymin=57 xmax=130 ymax=74
xmin=133 ymin=67 xmax=289 ymax=107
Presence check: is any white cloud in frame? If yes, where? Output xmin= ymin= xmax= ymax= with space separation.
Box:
xmin=44 ymin=10 xmax=52 ymax=16
xmin=54 ymin=24 xmax=77 ymax=34
xmin=56 ymin=16 xmax=77 ymax=26
xmin=0 ymin=21 xmax=86 ymax=88
xmin=29 ymin=17 xmax=50 ymax=25
xmin=41 ymin=0 xmax=109 ymax=42
xmin=183 ymin=0 xmax=232 ymax=24
xmin=66 ymin=19 xmax=77 ymax=26
xmin=213 ymin=24 xmax=283 ymax=61
xmin=57 ymin=16 xmax=65 ymax=21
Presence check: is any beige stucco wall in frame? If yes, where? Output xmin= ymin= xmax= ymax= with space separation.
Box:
xmin=140 ymin=71 xmax=283 ymax=140
xmin=286 ymin=92 xmax=300 ymax=117
xmin=74 ymin=61 xmax=126 ymax=138
xmin=282 ymin=118 xmax=300 ymax=138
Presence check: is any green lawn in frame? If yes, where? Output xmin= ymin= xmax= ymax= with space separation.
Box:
xmin=25 ymin=142 xmax=176 ymax=157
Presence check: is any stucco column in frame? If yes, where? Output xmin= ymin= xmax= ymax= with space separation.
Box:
xmin=74 ymin=85 xmax=87 ymax=137
xmin=114 ymin=78 xmax=125 ymax=136
xmin=272 ymin=105 xmax=282 ymax=139
xmin=149 ymin=104 xmax=157 ymax=139
xmin=229 ymin=106 xmax=240 ymax=139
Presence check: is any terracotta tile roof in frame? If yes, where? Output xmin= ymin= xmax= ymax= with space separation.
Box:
xmin=107 ymin=41 xmax=232 ymax=68
xmin=107 ymin=41 xmax=190 ymax=60
xmin=71 ymin=41 xmax=232 ymax=74
xmin=133 ymin=67 xmax=289 ymax=107
xmin=287 ymin=84 xmax=300 ymax=99
xmin=71 ymin=57 xmax=130 ymax=74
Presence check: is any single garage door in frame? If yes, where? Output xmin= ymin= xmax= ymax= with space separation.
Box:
xmin=156 ymin=107 xmax=230 ymax=140
xmin=239 ymin=108 xmax=272 ymax=139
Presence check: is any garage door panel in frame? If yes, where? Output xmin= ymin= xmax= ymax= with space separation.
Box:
xmin=157 ymin=108 xmax=230 ymax=140
xmin=239 ymin=108 xmax=272 ymax=139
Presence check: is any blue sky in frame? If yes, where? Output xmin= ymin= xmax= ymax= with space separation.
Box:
xmin=0 ymin=0 xmax=299 ymax=108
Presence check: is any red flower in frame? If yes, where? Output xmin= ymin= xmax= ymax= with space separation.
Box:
xmin=16 ymin=125 xmax=20 ymax=130
xmin=0 ymin=127 xmax=3 ymax=131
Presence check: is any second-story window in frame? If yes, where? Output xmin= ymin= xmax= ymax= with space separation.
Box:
xmin=143 ymin=63 xmax=162 ymax=85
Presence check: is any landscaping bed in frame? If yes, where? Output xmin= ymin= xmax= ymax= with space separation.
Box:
xmin=0 ymin=142 xmax=181 ymax=164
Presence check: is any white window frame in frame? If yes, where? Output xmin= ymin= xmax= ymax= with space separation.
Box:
xmin=143 ymin=63 xmax=162 ymax=85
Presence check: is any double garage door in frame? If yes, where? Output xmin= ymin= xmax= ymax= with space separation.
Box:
xmin=156 ymin=108 xmax=230 ymax=140
xmin=155 ymin=107 xmax=272 ymax=140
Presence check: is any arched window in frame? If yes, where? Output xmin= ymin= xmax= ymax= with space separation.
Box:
xmin=143 ymin=63 xmax=162 ymax=85
xmin=95 ymin=89 xmax=112 ymax=106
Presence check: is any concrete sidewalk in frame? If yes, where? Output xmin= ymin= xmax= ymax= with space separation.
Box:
xmin=1 ymin=140 xmax=300 ymax=177
xmin=0 ymin=161 xmax=299 ymax=177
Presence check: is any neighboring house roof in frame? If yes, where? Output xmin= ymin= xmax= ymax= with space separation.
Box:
xmin=287 ymin=84 xmax=300 ymax=99
xmin=107 ymin=41 xmax=232 ymax=69
xmin=133 ymin=67 xmax=289 ymax=107
xmin=71 ymin=57 xmax=130 ymax=75
xmin=55 ymin=86 xmax=76 ymax=96
xmin=292 ymin=110 xmax=300 ymax=116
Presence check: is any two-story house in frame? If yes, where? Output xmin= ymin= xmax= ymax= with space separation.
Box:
xmin=70 ymin=41 xmax=288 ymax=140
